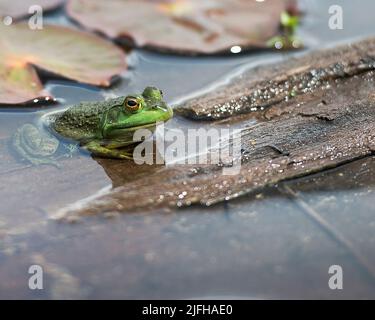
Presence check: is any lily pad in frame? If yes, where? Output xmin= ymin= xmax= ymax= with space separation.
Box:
xmin=66 ymin=0 xmax=296 ymax=55
xmin=0 ymin=0 xmax=64 ymax=20
xmin=0 ymin=23 xmax=127 ymax=105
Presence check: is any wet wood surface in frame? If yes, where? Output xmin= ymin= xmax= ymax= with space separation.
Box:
xmin=176 ymin=37 xmax=375 ymax=120
xmin=57 ymin=38 xmax=375 ymax=218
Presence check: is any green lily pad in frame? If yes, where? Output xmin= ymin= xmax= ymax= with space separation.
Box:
xmin=0 ymin=23 xmax=127 ymax=105
xmin=0 ymin=0 xmax=64 ymax=20
xmin=67 ymin=0 xmax=296 ymax=55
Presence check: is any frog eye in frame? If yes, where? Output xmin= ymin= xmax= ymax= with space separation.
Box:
xmin=124 ymin=97 xmax=141 ymax=112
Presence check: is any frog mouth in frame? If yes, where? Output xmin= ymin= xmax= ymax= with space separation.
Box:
xmin=124 ymin=122 xmax=158 ymax=131
xmin=111 ymin=121 xmax=158 ymax=132
xmin=103 ymin=121 xmax=158 ymax=138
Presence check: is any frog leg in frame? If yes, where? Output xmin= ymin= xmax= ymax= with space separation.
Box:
xmin=12 ymin=129 xmax=60 ymax=167
xmin=83 ymin=141 xmax=133 ymax=160
xmin=13 ymin=142 xmax=60 ymax=167
xmin=105 ymin=140 xmax=138 ymax=150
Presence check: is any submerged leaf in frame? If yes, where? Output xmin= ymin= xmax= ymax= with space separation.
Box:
xmin=67 ymin=0 xmax=296 ymax=55
xmin=0 ymin=23 xmax=127 ymax=105
xmin=0 ymin=0 xmax=64 ymax=20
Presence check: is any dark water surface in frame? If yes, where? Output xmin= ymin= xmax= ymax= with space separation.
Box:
xmin=1 ymin=0 xmax=375 ymax=299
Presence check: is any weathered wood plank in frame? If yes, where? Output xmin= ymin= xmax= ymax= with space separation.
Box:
xmin=56 ymin=42 xmax=375 ymax=217
xmin=176 ymin=37 xmax=375 ymax=120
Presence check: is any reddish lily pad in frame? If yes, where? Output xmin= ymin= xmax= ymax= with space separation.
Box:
xmin=0 ymin=0 xmax=64 ymax=20
xmin=0 ymin=23 xmax=127 ymax=105
xmin=67 ymin=0 xmax=296 ymax=55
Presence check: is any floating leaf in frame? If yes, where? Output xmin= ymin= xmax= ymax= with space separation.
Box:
xmin=67 ymin=0 xmax=296 ymax=55
xmin=0 ymin=0 xmax=64 ymax=20
xmin=0 ymin=23 xmax=127 ymax=105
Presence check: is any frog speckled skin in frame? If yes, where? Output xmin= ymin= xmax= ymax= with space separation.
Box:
xmin=12 ymin=87 xmax=173 ymax=165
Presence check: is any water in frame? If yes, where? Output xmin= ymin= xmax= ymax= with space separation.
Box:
xmin=1 ymin=0 xmax=375 ymax=299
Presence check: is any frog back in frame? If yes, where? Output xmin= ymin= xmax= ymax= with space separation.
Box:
xmin=51 ymin=97 xmax=126 ymax=141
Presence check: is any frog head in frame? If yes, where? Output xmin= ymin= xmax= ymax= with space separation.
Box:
xmin=101 ymin=86 xmax=173 ymax=139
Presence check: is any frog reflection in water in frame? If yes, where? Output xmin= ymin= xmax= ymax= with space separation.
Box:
xmin=12 ymin=87 xmax=173 ymax=165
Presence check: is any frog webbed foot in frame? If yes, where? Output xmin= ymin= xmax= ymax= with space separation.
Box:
xmin=12 ymin=123 xmax=60 ymax=167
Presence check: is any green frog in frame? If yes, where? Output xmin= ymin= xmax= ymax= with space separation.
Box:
xmin=12 ymin=87 xmax=173 ymax=165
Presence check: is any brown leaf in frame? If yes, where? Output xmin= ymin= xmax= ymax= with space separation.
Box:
xmin=66 ymin=0 xmax=293 ymax=55
xmin=0 ymin=23 xmax=127 ymax=105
